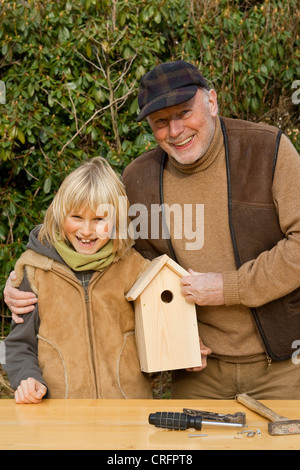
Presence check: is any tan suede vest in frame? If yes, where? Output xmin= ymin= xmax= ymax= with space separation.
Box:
xmin=122 ymin=117 xmax=300 ymax=360
xmin=13 ymin=248 xmax=152 ymax=399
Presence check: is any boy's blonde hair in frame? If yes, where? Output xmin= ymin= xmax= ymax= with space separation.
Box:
xmin=39 ymin=157 xmax=133 ymax=259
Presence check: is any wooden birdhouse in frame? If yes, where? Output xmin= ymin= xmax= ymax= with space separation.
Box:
xmin=125 ymin=254 xmax=202 ymax=373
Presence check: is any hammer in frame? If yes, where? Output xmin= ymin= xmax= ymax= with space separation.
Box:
xmin=236 ymin=393 xmax=300 ymax=436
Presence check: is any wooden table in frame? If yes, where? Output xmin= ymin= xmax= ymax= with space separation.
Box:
xmin=0 ymin=399 xmax=299 ymax=450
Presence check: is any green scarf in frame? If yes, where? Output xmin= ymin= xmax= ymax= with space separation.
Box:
xmin=54 ymin=238 xmax=115 ymax=272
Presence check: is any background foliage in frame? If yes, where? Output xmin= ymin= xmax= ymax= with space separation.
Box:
xmin=0 ymin=0 xmax=299 ymax=347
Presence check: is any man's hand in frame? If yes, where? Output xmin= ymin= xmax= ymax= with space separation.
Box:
xmin=181 ymin=269 xmax=225 ymax=306
xmin=186 ymin=337 xmax=212 ymax=372
xmin=15 ymin=377 xmax=47 ymax=404
xmin=4 ymin=271 xmax=38 ymax=323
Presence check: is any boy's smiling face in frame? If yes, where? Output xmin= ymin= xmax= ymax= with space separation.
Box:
xmin=64 ymin=206 xmax=112 ymax=255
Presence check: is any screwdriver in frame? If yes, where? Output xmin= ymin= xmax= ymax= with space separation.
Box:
xmin=149 ymin=412 xmax=246 ymax=430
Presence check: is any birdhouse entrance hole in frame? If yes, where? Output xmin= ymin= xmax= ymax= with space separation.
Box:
xmin=161 ymin=290 xmax=173 ymax=303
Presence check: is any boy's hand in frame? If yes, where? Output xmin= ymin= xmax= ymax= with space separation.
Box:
xmin=15 ymin=378 xmax=47 ymax=404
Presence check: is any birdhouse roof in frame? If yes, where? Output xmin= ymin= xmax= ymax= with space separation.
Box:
xmin=125 ymin=254 xmax=188 ymax=301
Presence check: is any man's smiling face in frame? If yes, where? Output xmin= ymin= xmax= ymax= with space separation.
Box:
xmin=147 ymin=88 xmax=218 ymax=165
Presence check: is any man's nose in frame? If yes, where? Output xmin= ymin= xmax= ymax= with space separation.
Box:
xmin=168 ymin=118 xmax=184 ymax=138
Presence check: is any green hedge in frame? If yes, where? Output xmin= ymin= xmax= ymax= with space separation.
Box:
xmin=0 ymin=0 xmax=299 ymax=338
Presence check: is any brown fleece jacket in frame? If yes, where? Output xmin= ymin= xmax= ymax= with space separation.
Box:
xmin=8 ymin=248 xmax=152 ymax=399
xmin=163 ymin=117 xmax=300 ymax=361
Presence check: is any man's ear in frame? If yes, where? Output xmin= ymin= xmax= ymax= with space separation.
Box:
xmin=208 ymin=89 xmax=218 ymax=117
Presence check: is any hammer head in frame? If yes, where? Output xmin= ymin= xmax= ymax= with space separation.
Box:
xmin=268 ymin=420 xmax=300 ymax=436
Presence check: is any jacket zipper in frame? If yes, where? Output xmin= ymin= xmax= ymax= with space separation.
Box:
xmin=84 ymin=285 xmax=99 ymax=398
xmin=53 ymin=266 xmax=104 ymax=396
xmin=266 ymin=355 xmax=272 ymax=370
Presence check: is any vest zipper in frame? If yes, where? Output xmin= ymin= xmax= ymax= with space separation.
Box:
xmin=84 ymin=286 xmax=99 ymax=398
xmin=159 ymin=152 xmax=178 ymax=263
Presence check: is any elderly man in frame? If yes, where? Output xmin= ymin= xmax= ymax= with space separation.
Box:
xmin=4 ymin=61 xmax=300 ymax=399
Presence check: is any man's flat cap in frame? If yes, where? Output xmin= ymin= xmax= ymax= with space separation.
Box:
xmin=137 ymin=61 xmax=210 ymax=121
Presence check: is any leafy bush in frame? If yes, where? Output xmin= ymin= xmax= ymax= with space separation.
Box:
xmin=0 ymin=0 xmax=299 ymax=339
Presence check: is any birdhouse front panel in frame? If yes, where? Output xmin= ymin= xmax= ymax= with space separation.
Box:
xmin=133 ymin=265 xmax=202 ymax=373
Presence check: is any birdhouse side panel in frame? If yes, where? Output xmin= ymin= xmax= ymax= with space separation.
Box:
xmin=134 ymin=268 xmax=201 ymax=373
xmin=133 ymin=297 xmax=150 ymax=372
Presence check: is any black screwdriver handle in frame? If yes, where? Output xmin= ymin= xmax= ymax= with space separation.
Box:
xmin=149 ymin=412 xmax=203 ymax=430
